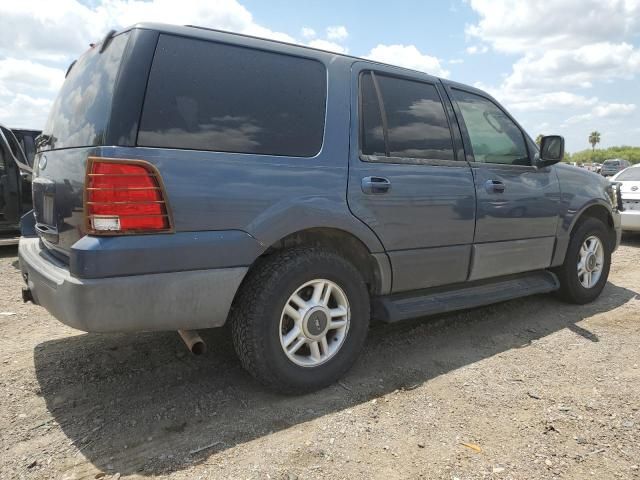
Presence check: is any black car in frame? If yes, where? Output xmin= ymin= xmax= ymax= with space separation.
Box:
xmin=0 ymin=125 xmax=35 ymax=234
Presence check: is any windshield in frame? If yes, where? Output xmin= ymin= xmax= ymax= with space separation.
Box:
xmin=616 ymin=168 xmax=640 ymax=181
xmin=40 ymin=32 xmax=129 ymax=151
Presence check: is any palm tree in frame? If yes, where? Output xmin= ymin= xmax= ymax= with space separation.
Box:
xmin=588 ymin=131 xmax=601 ymax=152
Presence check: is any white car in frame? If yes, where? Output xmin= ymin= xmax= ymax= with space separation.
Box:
xmin=612 ymin=164 xmax=640 ymax=232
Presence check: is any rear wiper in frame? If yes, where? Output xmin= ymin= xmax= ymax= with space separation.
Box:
xmin=65 ymin=60 xmax=77 ymax=78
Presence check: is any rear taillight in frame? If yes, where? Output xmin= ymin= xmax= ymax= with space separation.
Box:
xmin=85 ymin=157 xmax=172 ymax=235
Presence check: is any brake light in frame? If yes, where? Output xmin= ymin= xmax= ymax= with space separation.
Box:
xmin=85 ymin=157 xmax=172 ymax=235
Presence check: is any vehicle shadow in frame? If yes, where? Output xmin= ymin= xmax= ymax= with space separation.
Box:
xmin=33 ymin=281 xmax=638 ymax=477
xmin=0 ymin=245 xmax=18 ymax=259
xmin=621 ymin=232 xmax=640 ymax=247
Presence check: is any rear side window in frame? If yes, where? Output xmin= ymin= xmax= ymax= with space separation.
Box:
xmin=360 ymin=71 xmax=454 ymax=161
xmin=452 ymin=89 xmax=529 ymax=166
xmin=41 ymin=33 xmax=130 ymax=150
xmin=138 ymin=35 xmax=327 ymax=157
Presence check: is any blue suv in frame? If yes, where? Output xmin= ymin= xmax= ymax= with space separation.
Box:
xmin=19 ymin=24 xmax=622 ymax=393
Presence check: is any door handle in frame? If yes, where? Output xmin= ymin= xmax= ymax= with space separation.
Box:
xmin=485 ymin=179 xmax=505 ymax=193
xmin=361 ymin=176 xmax=391 ymax=195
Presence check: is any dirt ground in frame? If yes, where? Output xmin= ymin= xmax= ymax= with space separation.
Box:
xmin=0 ymin=237 xmax=639 ymax=480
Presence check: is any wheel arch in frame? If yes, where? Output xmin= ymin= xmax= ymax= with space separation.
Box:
xmin=551 ymin=200 xmax=616 ymax=266
xmin=263 ymin=227 xmax=391 ymax=296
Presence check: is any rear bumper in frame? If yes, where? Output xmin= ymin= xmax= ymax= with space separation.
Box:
xmin=621 ymin=210 xmax=640 ymax=232
xmin=19 ymin=237 xmax=247 ymax=333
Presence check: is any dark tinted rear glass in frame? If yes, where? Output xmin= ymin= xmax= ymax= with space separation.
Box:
xmin=41 ymin=33 xmax=129 ymax=150
xmin=360 ymin=72 xmax=386 ymax=156
xmin=377 ymin=75 xmax=453 ymax=160
xmin=359 ymin=71 xmax=454 ymax=161
xmin=138 ymin=35 xmax=327 ymax=157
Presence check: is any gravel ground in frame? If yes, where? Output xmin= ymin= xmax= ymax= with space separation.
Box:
xmin=1 ymin=237 xmax=639 ymax=480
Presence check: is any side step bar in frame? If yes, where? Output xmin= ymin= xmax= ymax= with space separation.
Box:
xmin=374 ymin=270 xmax=560 ymax=323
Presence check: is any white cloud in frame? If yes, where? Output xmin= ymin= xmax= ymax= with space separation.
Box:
xmin=465 ymin=45 xmax=488 ymax=55
xmin=0 ymin=93 xmax=53 ymax=129
xmin=365 ymin=44 xmax=450 ymax=77
xmin=449 ymin=58 xmax=464 ymax=65
xmin=503 ymin=43 xmax=640 ymax=92
xmin=465 ymin=0 xmax=640 ymax=150
xmin=301 ymin=27 xmax=316 ymax=39
xmin=326 ymin=25 xmax=348 ymax=41
xmin=307 ymin=39 xmax=347 ymax=54
xmin=466 ymin=0 xmax=640 ymax=54
xmin=565 ymin=103 xmax=637 ymax=124
xmin=0 ymin=58 xmax=65 ymax=94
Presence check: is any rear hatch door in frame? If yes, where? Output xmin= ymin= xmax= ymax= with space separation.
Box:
xmin=32 ymin=31 xmax=131 ymax=257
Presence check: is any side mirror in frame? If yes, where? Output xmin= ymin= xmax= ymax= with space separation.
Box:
xmin=538 ymin=135 xmax=564 ymax=167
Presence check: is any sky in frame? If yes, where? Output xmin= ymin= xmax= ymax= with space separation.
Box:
xmin=0 ymin=0 xmax=639 ymax=153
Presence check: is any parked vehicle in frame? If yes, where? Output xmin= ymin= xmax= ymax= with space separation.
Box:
xmin=0 ymin=124 xmax=32 ymax=234
xmin=12 ymin=129 xmax=41 ymax=167
xmin=19 ymin=24 xmax=622 ymax=393
xmin=612 ymin=165 xmax=640 ymax=232
xmin=601 ymin=158 xmax=631 ymax=177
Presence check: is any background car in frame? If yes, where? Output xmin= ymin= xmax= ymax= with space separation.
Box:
xmin=612 ymin=164 xmax=640 ymax=232
xmin=11 ymin=128 xmax=41 ymax=167
xmin=601 ymin=158 xmax=631 ymax=177
xmin=0 ymin=125 xmax=33 ymax=237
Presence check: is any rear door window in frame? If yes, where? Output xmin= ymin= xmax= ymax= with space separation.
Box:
xmin=360 ymin=72 xmax=454 ymax=161
xmin=138 ymin=35 xmax=327 ymax=157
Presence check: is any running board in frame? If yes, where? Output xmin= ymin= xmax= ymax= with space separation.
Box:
xmin=374 ymin=270 xmax=560 ymax=323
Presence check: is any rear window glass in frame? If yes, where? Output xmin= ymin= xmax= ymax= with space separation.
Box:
xmin=604 ymin=160 xmax=620 ymax=166
xmin=360 ymin=72 xmax=454 ymax=161
xmin=41 ymin=33 xmax=129 ymax=150
xmin=616 ymin=167 xmax=640 ymax=181
xmin=138 ymin=35 xmax=327 ymax=157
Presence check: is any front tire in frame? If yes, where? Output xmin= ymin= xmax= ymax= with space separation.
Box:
xmin=230 ymin=247 xmax=370 ymax=394
xmin=555 ymin=217 xmax=612 ymax=304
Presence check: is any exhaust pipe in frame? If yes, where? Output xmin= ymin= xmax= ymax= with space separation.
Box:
xmin=178 ymin=329 xmax=206 ymax=355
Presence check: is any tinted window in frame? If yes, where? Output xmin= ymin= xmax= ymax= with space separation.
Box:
xmin=452 ymin=89 xmax=529 ymax=166
xmin=377 ymin=75 xmax=453 ymax=160
xmin=20 ymin=135 xmax=36 ymax=166
xmin=360 ymin=72 xmax=386 ymax=156
xmin=138 ymin=35 xmax=326 ymax=157
xmin=360 ymin=72 xmax=454 ymax=161
xmin=41 ymin=33 xmax=129 ymax=150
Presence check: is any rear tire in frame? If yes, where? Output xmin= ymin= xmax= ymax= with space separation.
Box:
xmin=554 ymin=217 xmax=612 ymax=304
xmin=229 ymin=247 xmax=370 ymax=394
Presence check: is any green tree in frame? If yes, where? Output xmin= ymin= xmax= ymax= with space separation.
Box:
xmin=588 ymin=131 xmax=601 ymax=152
xmin=535 ymin=134 xmax=543 ymax=147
